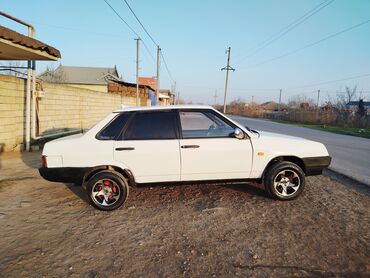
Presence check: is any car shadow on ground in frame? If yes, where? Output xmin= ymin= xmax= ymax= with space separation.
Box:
xmin=222 ymin=182 xmax=268 ymax=197
xmin=64 ymin=183 xmax=89 ymax=204
xmin=20 ymin=150 xmax=41 ymax=169
xmin=63 ymin=181 xmax=269 ymax=209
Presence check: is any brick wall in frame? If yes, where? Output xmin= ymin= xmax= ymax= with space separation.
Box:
xmin=0 ymin=75 xmax=150 ymax=152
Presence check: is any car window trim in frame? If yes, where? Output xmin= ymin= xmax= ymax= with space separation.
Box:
xmin=96 ymin=112 xmax=133 ymax=141
xmin=178 ymin=108 xmax=238 ymax=139
xmin=120 ymin=110 xmax=179 ymax=141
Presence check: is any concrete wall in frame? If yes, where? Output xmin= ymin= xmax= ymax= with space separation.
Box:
xmin=0 ymin=75 xmax=25 ymax=152
xmin=0 ymin=74 xmax=149 ymax=152
xmin=66 ymin=83 xmax=108 ymax=93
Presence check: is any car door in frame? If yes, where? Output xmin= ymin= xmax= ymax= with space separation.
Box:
xmin=179 ymin=109 xmax=253 ymax=181
xmin=114 ymin=110 xmax=181 ymax=183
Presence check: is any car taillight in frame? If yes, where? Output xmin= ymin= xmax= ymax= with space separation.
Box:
xmin=41 ymin=155 xmax=47 ymax=168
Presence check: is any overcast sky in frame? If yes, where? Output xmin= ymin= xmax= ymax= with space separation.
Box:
xmin=1 ymin=0 xmax=370 ymax=104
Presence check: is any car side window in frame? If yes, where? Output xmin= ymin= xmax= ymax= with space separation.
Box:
xmin=96 ymin=113 xmax=132 ymax=140
xmin=122 ymin=111 xmax=177 ymax=140
xmin=180 ymin=111 xmax=235 ymax=138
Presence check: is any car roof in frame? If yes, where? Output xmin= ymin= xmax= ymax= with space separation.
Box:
xmin=113 ymin=104 xmax=214 ymax=113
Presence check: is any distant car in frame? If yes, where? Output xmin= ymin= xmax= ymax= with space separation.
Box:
xmin=39 ymin=105 xmax=331 ymax=211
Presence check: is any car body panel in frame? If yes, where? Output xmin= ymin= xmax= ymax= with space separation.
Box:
xmin=39 ymin=105 xmax=331 ymax=184
xmin=248 ymin=131 xmax=329 ymax=178
xmin=114 ymin=139 xmax=181 ymax=183
xmin=179 ymin=137 xmax=253 ymax=180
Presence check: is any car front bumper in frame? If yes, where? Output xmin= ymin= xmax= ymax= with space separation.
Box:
xmin=302 ymin=156 xmax=332 ymax=176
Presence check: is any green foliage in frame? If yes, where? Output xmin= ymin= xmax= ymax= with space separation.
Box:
xmin=273 ymin=120 xmax=370 ymax=139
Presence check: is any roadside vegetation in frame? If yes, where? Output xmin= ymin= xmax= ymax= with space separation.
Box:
xmin=223 ymin=86 xmax=369 ymax=139
xmin=272 ymin=120 xmax=370 ymax=139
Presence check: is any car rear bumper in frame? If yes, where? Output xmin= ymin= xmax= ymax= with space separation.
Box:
xmin=302 ymin=156 xmax=331 ymax=176
xmin=39 ymin=167 xmax=86 ymax=184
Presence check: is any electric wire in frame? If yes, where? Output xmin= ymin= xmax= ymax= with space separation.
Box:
xmin=285 ymin=73 xmax=370 ymax=90
xmin=237 ymin=0 xmax=335 ymax=64
xmin=103 ymin=0 xmax=156 ymax=63
xmin=121 ymin=0 xmax=175 ymax=83
xmin=160 ymin=51 xmax=175 ymax=83
xmin=181 ymin=73 xmax=370 ymax=92
xmin=242 ymin=19 xmax=370 ymax=69
xmin=123 ymin=0 xmax=158 ymax=46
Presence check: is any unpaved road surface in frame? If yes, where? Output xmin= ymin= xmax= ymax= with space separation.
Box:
xmin=231 ymin=115 xmax=370 ymax=185
xmin=0 ymin=152 xmax=369 ymax=277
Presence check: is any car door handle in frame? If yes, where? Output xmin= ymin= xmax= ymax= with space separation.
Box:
xmin=115 ymin=147 xmax=135 ymax=151
xmin=181 ymin=145 xmax=200 ymax=149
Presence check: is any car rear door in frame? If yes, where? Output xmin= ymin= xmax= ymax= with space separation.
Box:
xmin=114 ymin=110 xmax=181 ymax=183
xmin=178 ymin=109 xmax=253 ymax=181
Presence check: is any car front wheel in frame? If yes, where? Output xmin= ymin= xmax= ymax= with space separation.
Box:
xmin=264 ymin=161 xmax=305 ymax=200
xmin=86 ymin=170 xmax=129 ymax=211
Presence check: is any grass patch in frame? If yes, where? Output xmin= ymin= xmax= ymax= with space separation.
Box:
xmin=272 ymin=120 xmax=370 ymax=139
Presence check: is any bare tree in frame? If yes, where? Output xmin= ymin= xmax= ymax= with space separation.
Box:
xmin=38 ymin=64 xmax=66 ymax=83
xmin=345 ymin=85 xmax=357 ymax=103
xmin=323 ymin=93 xmax=336 ymax=107
xmin=336 ymin=85 xmax=358 ymax=106
xmin=229 ymin=97 xmax=246 ymax=106
xmin=287 ymin=94 xmax=315 ymax=109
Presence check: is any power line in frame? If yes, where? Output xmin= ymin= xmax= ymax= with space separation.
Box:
xmin=141 ymin=41 xmax=156 ymax=63
xmin=103 ymin=0 xmax=140 ymax=37
xmin=285 ymin=73 xmax=370 ymax=90
xmin=23 ymin=20 xmax=121 ymax=38
xmin=121 ymin=0 xmax=175 ymax=84
xmin=160 ymin=50 xmax=175 ymax=83
xmin=237 ymin=0 xmax=334 ymax=64
xmin=180 ymin=73 xmax=370 ymax=92
xmin=242 ymin=19 xmax=370 ymax=69
xmin=102 ymin=0 xmax=155 ymax=63
xmin=122 ymin=0 xmax=158 ymax=46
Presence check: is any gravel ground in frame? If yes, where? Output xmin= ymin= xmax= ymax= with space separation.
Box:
xmin=0 ymin=153 xmax=369 ymax=277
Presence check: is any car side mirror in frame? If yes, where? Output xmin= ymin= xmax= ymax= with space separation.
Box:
xmin=234 ymin=128 xmax=245 ymax=139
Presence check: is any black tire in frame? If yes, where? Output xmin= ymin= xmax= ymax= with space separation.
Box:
xmin=86 ymin=170 xmax=129 ymax=211
xmin=264 ymin=161 xmax=305 ymax=200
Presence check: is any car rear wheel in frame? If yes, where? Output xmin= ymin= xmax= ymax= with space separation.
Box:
xmin=86 ymin=170 xmax=129 ymax=211
xmin=264 ymin=161 xmax=305 ymax=200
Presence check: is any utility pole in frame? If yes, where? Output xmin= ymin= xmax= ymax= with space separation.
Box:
xmin=135 ymin=38 xmax=140 ymax=106
xmin=173 ymin=81 xmax=177 ymax=104
xmin=214 ymin=89 xmax=218 ymax=106
xmin=251 ymin=96 xmax=254 ymax=103
xmin=278 ymin=89 xmax=282 ymax=119
xmin=316 ymin=89 xmax=320 ymax=108
xmin=316 ymin=89 xmax=320 ymax=120
xmin=221 ymin=47 xmax=235 ymax=113
xmin=156 ymin=45 xmax=161 ymax=105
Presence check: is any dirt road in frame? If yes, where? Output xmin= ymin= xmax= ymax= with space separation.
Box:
xmin=0 ymin=152 xmax=369 ymax=277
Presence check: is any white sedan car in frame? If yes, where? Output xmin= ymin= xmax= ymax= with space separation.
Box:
xmin=39 ymin=105 xmax=331 ymax=210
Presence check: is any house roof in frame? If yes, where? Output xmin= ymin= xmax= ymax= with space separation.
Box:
xmin=260 ymin=101 xmax=278 ymax=110
xmin=111 ymin=79 xmax=155 ymax=91
xmin=0 ymin=26 xmax=61 ymax=60
xmin=159 ymin=89 xmax=174 ymax=98
xmin=138 ymin=77 xmax=157 ymax=89
xmin=347 ymin=101 xmax=370 ymax=106
xmin=38 ymin=65 xmax=120 ymax=84
xmin=261 ymin=101 xmax=274 ymax=105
